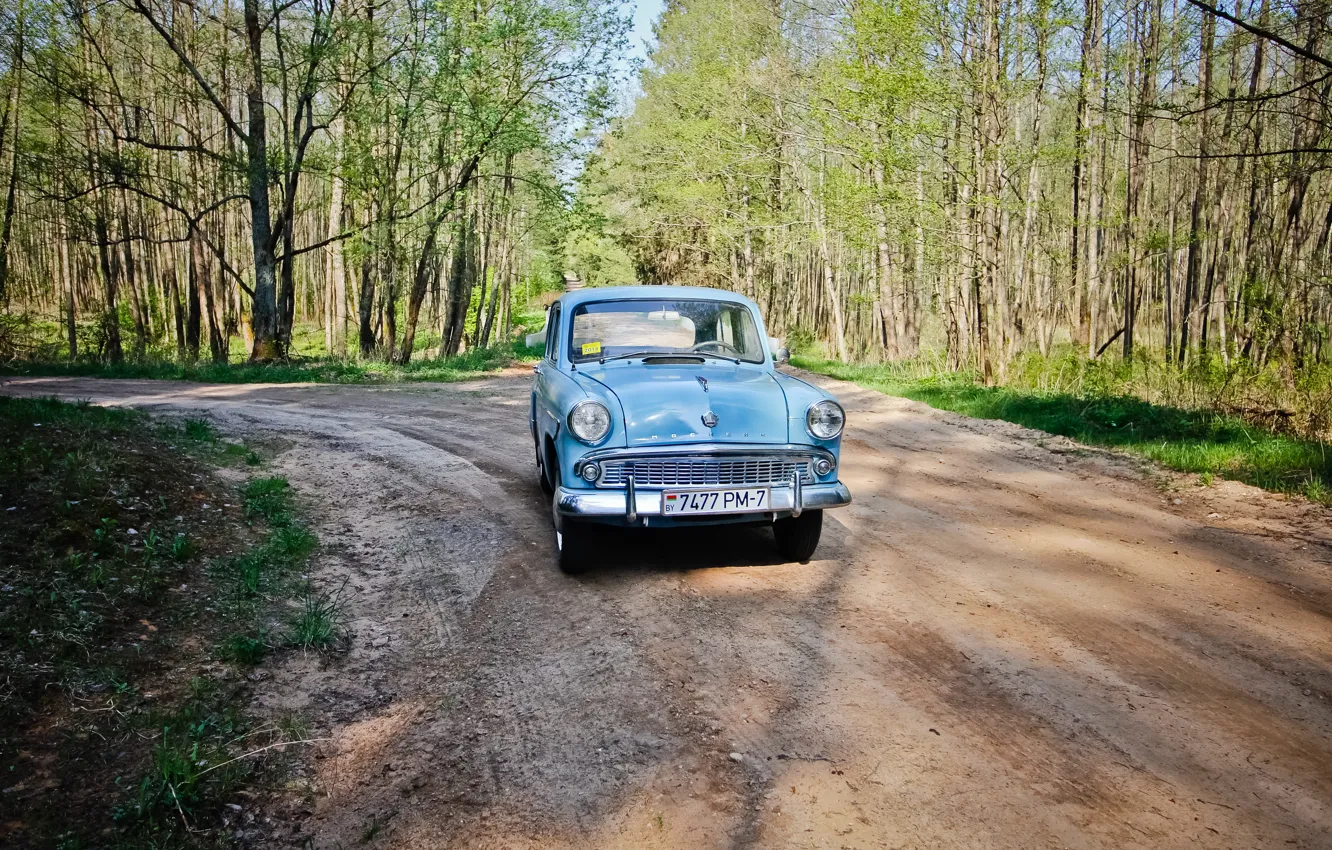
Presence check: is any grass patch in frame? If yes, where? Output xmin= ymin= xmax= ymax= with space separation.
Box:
xmin=114 ymin=677 xmax=252 ymax=832
xmin=289 ymin=583 xmax=348 ymax=651
xmin=0 ymin=398 xmax=204 ymax=725
xmin=795 ymin=355 xmax=1332 ymax=504
xmin=227 ymin=476 xmax=316 ymax=600
xmin=220 ymin=630 xmax=270 ymax=665
xmin=0 ymin=340 xmax=542 ymax=385
xmin=244 ymin=476 xmax=294 ymax=522
xmin=0 ymin=398 xmax=320 ymax=847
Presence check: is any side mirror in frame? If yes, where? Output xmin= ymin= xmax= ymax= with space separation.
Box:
xmin=774 ymin=347 xmax=790 ymax=366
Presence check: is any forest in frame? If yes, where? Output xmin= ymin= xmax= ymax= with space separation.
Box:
xmin=0 ymin=0 xmax=625 ymax=364
xmin=588 ymin=0 xmax=1332 ymax=375
xmin=0 ymin=0 xmax=1330 ymax=427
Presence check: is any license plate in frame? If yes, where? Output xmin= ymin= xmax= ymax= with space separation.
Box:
xmin=661 ymin=488 xmax=770 ymax=516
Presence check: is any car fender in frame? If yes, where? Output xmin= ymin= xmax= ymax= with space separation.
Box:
xmin=773 ymin=372 xmax=843 ymax=453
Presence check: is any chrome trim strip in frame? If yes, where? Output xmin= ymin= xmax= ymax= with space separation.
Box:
xmin=578 ymin=444 xmax=835 ymax=490
xmin=791 ymin=468 xmax=803 ymax=518
xmin=555 ymin=482 xmax=851 ymax=519
xmin=580 ymin=442 xmax=834 ymax=462
xmin=625 ymin=474 xmax=637 ymax=524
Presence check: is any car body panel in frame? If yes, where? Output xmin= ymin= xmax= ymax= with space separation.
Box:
xmin=577 ymin=360 xmax=788 ymax=446
xmin=530 ymin=285 xmax=850 ymax=529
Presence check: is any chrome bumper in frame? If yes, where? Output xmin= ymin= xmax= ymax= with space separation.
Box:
xmin=555 ymin=481 xmax=852 ymax=522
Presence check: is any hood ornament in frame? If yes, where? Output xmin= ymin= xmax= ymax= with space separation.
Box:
xmin=696 ymin=376 xmax=708 ymax=392
xmin=702 ymin=411 xmax=719 ymax=428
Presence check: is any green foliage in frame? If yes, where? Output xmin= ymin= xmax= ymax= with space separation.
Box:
xmin=796 ymin=354 xmax=1332 ymax=504
xmin=1 ymin=339 xmax=540 ymax=385
xmin=0 ymin=397 xmax=300 ymax=847
xmin=785 ymin=326 xmax=821 ymax=356
xmin=269 ymin=524 xmax=317 ymax=562
xmin=169 ymin=533 xmax=194 ymax=562
xmin=0 ymin=397 xmax=323 ymax=847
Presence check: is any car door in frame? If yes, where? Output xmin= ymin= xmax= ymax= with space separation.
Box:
xmin=533 ymin=302 xmax=563 ymax=446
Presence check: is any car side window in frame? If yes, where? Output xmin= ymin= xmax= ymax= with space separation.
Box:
xmin=544 ymin=304 xmax=561 ymax=363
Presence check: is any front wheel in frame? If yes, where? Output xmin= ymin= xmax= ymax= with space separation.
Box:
xmin=550 ymin=464 xmax=591 ymax=573
xmin=536 ymin=440 xmax=553 ymax=495
xmin=774 ymin=510 xmax=823 ymax=563
xmin=556 ymin=517 xmax=593 ymax=574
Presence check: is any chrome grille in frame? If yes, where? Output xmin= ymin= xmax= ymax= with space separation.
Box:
xmin=599 ymin=456 xmax=812 ymax=488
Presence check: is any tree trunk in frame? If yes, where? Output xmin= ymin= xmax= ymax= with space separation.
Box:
xmin=1179 ymin=9 xmax=1215 ymax=363
xmin=0 ymin=3 xmax=23 ymax=303
xmin=243 ymin=0 xmax=281 ymax=361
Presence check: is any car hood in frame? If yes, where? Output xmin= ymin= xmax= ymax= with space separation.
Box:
xmin=581 ymin=361 xmax=788 ymax=446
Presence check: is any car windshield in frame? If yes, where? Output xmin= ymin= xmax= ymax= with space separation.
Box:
xmin=569 ymin=299 xmax=766 ymax=364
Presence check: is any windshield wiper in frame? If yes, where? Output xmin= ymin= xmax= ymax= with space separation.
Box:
xmin=691 ymin=352 xmax=741 ymax=364
xmin=598 ymin=350 xmax=672 ymax=364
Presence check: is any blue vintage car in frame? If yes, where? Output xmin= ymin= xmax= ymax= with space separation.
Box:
xmin=528 ymin=285 xmax=851 ymax=572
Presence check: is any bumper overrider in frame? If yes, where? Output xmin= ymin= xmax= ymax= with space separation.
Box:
xmin=556 ymin=444 xmax=852 ymax=525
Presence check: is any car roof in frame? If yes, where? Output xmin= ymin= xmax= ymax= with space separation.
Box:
xmin=555 ymin=285 xmax=760 ymax=311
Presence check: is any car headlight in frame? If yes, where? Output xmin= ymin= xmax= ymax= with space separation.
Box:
xmin=806 ymin=400 xmax=845 ymax=440
xmin=568 ymin=401 xmax=611 ymax=444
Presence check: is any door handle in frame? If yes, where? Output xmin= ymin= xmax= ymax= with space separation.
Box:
xmin=533 ymin=363 xmax=543 ymax=375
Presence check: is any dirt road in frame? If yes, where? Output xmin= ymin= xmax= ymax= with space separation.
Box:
xmin=5 ymin=372 xmax=1331 ymax=849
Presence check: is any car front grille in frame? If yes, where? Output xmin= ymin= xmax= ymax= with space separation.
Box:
xmin=598 ymin=456 xmax=813 ymax=488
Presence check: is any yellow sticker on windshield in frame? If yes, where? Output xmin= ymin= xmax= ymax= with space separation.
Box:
xmin=581 ymin=341 xmax=602 ymax=355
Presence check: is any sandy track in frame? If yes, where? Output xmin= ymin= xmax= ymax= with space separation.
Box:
xmin=5 ymin=372 xmax=1331 ymax=849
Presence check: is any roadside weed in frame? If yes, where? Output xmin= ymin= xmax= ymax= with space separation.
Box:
xmin=362 ymin=815 xmax=384 ymax=843
xmin=183 ymin=418 xmax=217 ymax=442
xmin=1304 ymin=477 xmax=1329 ymax=504
xmin=0 ymin=339 xmax=538 ymax=385
xmin=289 ymin=582 xmax=347 ymax=650
xmin=236 ymin=551 xmax=266 ymax=596
xmin=269 ymin=524 xmax=317 ymax=561
xmin=244 ymin=476 xmax=293 ymax=523
xmin=221 ymin=630 xmax=269 ymax=665
xmin=116 ymin=678 xmax=249 ymax=832
xmin=169 ymin=532 xmax=194 ymax=562
xmin=224 ymin=514 xmax=315 ymax=596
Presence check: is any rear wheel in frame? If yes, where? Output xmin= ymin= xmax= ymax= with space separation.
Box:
xmin=774 ymin=510 xmax=823 ymax=563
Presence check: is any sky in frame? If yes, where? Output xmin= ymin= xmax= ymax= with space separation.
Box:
xmin=627 ymin=0 xmax=665 ymax=67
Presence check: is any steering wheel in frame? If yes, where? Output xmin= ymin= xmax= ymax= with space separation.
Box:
xmin=691 ymin=340 xmax=741 ymax=356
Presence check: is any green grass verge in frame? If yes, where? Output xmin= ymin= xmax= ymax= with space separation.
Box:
xmin=794 ymin=356 xmax=1332 ymax=504
xmin=0 ymin=398 xmax=328 ymax=847
xmin=0 ymin=340 xmax=542 ymax=385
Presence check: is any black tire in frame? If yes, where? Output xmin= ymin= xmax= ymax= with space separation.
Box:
xmin=556 ymin=517 xmax=593 ymax=574
xmin=549 ymin=460 xmax=592 ymax=574
xmin=774 ymin=510 xmax=823 ymax=563
xmin=536 ymin=439 xmax=554 ymax=495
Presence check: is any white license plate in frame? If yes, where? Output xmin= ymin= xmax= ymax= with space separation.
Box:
xmin=661 ymin=488 xmax=770 ymax=516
